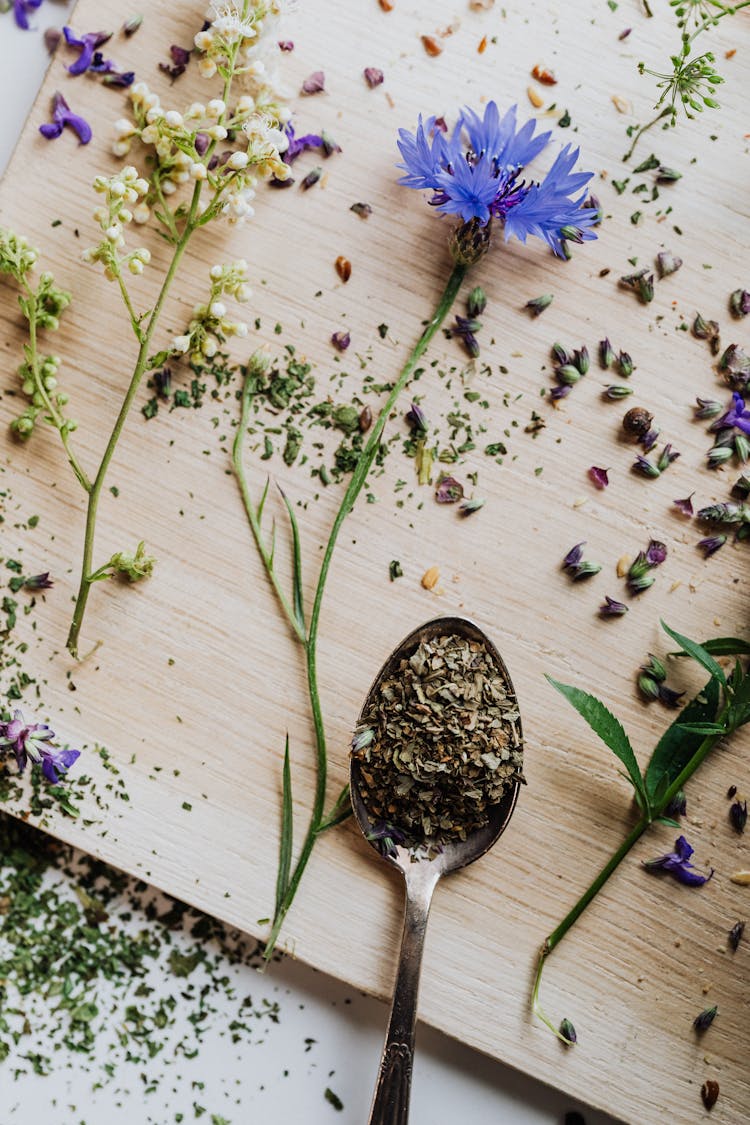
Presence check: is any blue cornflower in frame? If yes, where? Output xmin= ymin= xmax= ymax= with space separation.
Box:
xmin=12 ymin=0 xmax=43 ymax=30
xmin=396 ymin=102 xmax=597 ymax=257
xmin=39 ymin=92 xmax=92 ymax=144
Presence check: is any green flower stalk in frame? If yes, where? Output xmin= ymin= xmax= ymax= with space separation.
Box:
xmin=532 ymin=624 xmax=750 ymax=1043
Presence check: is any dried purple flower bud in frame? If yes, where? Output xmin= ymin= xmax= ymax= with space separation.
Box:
xmin=718 ymin=344 xmax=750 ymax=389
xmin=732 ymin=473 xmax=750 ymax=498
xmin=707 ymin=445 xmax=734 ymax=468
xmin=366 ymin=819 xmax=407 ymax=860
xmin=628 ymin=572 xmax=655 ymax=594
xmin=331 ymin=330 xmax=350 ymax=351
xmin=467 ymin=287 xmax=487 ymax=318
xmin=693 ymin=1005 xmax=718 ymax=1033
xmin=574 ymin=346 xmax=590 ymax=375
xmin=301 ymin=70 xmax=325 ymax=95
xmin=22 ymin=572 xmax=54 ymax=590
xmin=193 ymin=131 xmax=210 ymax=157
xmin=619 ymin=27 xmax=632 ymax=39
xmin=278 ymin=39 xmax=294 ymax=51
xmin=122 ymin=15 xmax=143 ymax=36
xmin=549 ymin=384 xmax=572 ymax=401
xmin=658 ymin=684 xmax=685 ymax=708
xmin=642 ymin=654 xmax=667 ymax=683
xmin=728 ymin=920 xmax=745 ymax=951
xmin=320 ymin=130 xmax=342 ymax=157
xmin=363 ymin=66 xmax=384 ymax=88
xmin=556 ymin=364 xmax=581 ymax=386
xmin=599 ymin=595 xmax=628 ymax=617
xmin=656 ymin=250 xmax=682 ymax=278
xmin=695 ymin=397 xmax=723 ymax=420
xmin=664 ymin=789 xmax=687 ymax=819
xmin=641 ymin=428 xmax=661 ymax=454
xmin=583 ymin=194 xmax=602 ymax=224
xmin=562 ymin=542 xmax=585 ymax=571
xmin=604 ymin=385 xmax=634 ymax=400
xmin=435 ymin=475 xmax=464 ymax=504
xmin=559 ymin=1018 xmax=577 ymax=1046
xmin=620 ymin=268 xmax=654 ymax=304
xmin=633 ymin=455 xmax=660 ymax=478
xmin=617 ymin=351 xmax=634 ymax=377
xmin=350 ymin=201 xmax=372 ymax=219
xmin=638 ymin=673 xmax=661 ymax=701
xmin=729 ymin=289 xmax=750 ymax=319
xmin=735 ymin=432 xmax=750 ymax=462
xmin=448 ymin=315 xmax=482 ymax=358
xmin=697 ymin=502 xmax=745 ymax=523
xmin=572 ymin=561 xmax=602 ymax=581
xmin=697 ymin=534 xmax=727 ymax=557
xmin=656 ymin=165 xmax=682 ymax=183
xmin=599 ymin=338 xmax=615 ymax=369
xmin=552 ymin=342 xmax=573 ymax=366
xmin=458 ymin=498 xmax=486 ymax=517
xmin=559 ymin=225 xmax=585 ymax=245
xmin=646 ymin=540 xmax=667 ymax=566
xmin=44 ymin=27 xmax=61 ymax=54
xmin=405 ymin=402 xmax=428 ymax=434
xmin=729 ymin=799 xmax=747 ymax=834
xmin=525 ymin=294 xmax=554 ymax=317
xmin=657 ymin=443 xmax=680 ymax=471
xmin=300 ymin=166 xmax=322 ymax=190
xmin=588 ymin=466 xmax=609 ymax=489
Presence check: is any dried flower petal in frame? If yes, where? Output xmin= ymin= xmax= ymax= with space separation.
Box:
xmin=531 ymin=63 xmax=557 ymax=85
xmin=656 ymin=250 xmax=682 ymax=278
xmin=618 ymin=351 xmax=634 ymax=377
xmin=728 ymin=920 xmax=745 ymax=951
xmin=525 ymin=293 xmax=553 ymax=317
xmin=405 ymin=402 xmax=428 ymax=433
xmin=335 ymin=255 xmax=351 ymax=282
xmin=633 ymin=455 xmax=660 ymax=479
xmin=421 ymin=35 xmax=442 ymax=57
xmin=350 ymin=201 xmax=372 ymax=219
xmin=729 ymin=289 xmax=750 ymax=319
xmin=599 ymin=338 xmax=615 ymax=369
xmin=697 ymin=535 xmax=727 ymax=557
xmin=301 ymin=70 xmax=325 ymax=95
xmin=589 ymin=466 xmax=609 ymax=489
xmin=673 ymin=495 xmax=694 ymax=517
xmin=459 ymin=498 xmax=486 ymax=517
xmin=643 ymin=835 xmax=713 ymax=886
xmin=695 ymin=397 xmax=723 ymax=420
xmin=559 ymin=1018 xmax=577 ymax=1045
xmin=730 ymin=799 xmax=747 ymax=834
xmin=599 ymin=596 xmax=628 ymax=618
xmin=620 ymin=269 xmax=654 ymax=304
xmin=701 ymin=1080 xmax=719 ymax=1111
xmin=331 ymin=330 xmax=350 ymax=351
xmin=39 ymin=91 xmax=92 ymax=144
xmin=364 ymin=67 xmax=384 ymax=88
xmin=435 ymin=475 xmax=464 ymax=504
xmin=693 ymin=1005 xmax=718 ymax=1033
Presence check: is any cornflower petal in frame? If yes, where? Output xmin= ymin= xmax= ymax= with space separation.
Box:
xmin=396 ymin=115 xmax=448 ymax=191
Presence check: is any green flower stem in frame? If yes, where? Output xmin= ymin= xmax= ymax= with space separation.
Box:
xmin=623 ymin=107 xmax=671 ymax=162
xmin=112 ymin=264 xmax=145 ymax=344
xmin=250 ymin=260 xmax=468 ymax=960
xmin=22 ymin=281 xmax=91 ymax=493
xmin=532 ymin=723 xmax=726 ymax=1039
xmin=65 ymin=52 xmax=243 ymax=657
xmin=687 ymin=1 xmax=750 ymax=46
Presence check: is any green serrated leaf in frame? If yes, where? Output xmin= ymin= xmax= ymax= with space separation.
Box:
xmin=278 ymin=486 xmax=305 ymax=631
xmin=697 ymin=637 xmax=750 ymax=658
xmin=661 ymin=621 xmax=726 ymax=686
xmin=645 ymin=678 xmax=720 ymax=799
xmin=546 ymin=676 xmax=647 ymax=807
xmin=274 ymin=735 xmax=293 ymax=919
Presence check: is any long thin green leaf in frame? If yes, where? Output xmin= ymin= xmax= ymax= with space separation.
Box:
xmin=256 ymin=476 xmax=270 ymax=523
xmin=278 ymin=486 xmax=305 ymax=630
xmin=274 ymin=736 xmax=294 ymax=919
xmin=698 ymin=637 xmax=750 ymax=658
xmin=645 ymin=678 xmax=720 ymax=799
xmin=677 ymin=722 xmax=725 ymax=735
xmin=546 ymin=676 xmax=647 ymax=807
xmin=660 ymin=620 xmax=726 ymax=686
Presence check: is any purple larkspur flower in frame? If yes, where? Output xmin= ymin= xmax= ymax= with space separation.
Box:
xmin=716 ymin=392 xmax=750 ymax=436
xmin=62 ymin=26 xmax=112 ymax=75
xmin=39 ymin=91 xmax=92 ymax=144
xmin=283 ymin=122 xmax=324 ymax=163
xmin=0 ymin=708 xmax=80 ymax=782
xmin=643 ymin=835 xmax=713 ymax=886
xmin=396 ymin=102 xmax=597 ymax=257
xmin=12 ymin=0 xmax=43 ymax=30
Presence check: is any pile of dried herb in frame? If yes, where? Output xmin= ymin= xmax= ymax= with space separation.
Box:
xmin=352 ymin=633 xmax=523 ymax=847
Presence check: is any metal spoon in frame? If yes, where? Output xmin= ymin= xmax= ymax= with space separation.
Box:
xmin=350 ymin=615 xmax=522 ymax=1125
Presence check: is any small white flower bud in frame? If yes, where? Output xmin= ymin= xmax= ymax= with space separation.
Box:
xmin=134 ymin=247 xmax=151 ymax=263
xmin=106 ymin=224 xmax=122 ymax=242
xmin=185 ymin=102 xmax=206 ymax=119
xmin=165 ymin=110 xmax=184 ymax=128
xmin=145 ymin=107 xmax=162 ymax=125
xmin=227 ymin=151 xmax=249 ymax=170
xmin=201 ymin=336 xmax=218 ymax=358
xmin=236 ymin=95 xmax=255 ymax=113
xmin=210 ymin=265 xmax=224 ymax=280
xmin=207 ymin=99 xmax=226 ymax=119
xmin=141 ymin=125 xmax=159 ymax=145
xmin=112 ymin=140 xmax=131 ymax=157
xmin=134 ymin=178 xmax=149 ymax=196
xmin=234 ymin=322 xmax=249 ymax=338
xmin=209 ymin=301 xmax=227 ymax=318
xmin=119 ymin=208 xmax=133 ymax=224
xmin=161 ymin=180 xmax=177 ymax=195
xmin=207 ymin=125 xmax=228 ymax=141
xmin=172 ymin=334 xmax=191 ymax=353
xmin=128 ymin=259 xmax=144 ymax=275
xmin=133 ymin=203 xmax=151 ymax=224
xmin=131 ymin=81 xmax=149 ymax=98
xmin=194 ymin=30 xmax=213 ymax=51
xmin=235 ymin=283 xmax=252 ymax=303
xmin=198 ymin=57 xmax=217 ymax=78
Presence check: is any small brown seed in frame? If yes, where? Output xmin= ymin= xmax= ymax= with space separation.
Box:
xmin=531 ymin=63 xmax=557 ymax=85
xmin=335 ymin=255 xmax=351 ymax=282
xmin=421 ymin=35 xmax=442 ymax=56
xmin=378 ymin=0 xmax=394 ymax=10
xmin=527 ymin=85 xmax=544 ymax=108
xmin=701 ymin=1079 xmax=719 ymax=1110
xmin=622 ymin=406 xmax=654 ymax=439
xmin=358 ymin=406 xmax=372 ymax=433
xmin=730 ymin=870 xmax=750 ymax=885
xmin=421 ymin=566 xmax=440 ymax=590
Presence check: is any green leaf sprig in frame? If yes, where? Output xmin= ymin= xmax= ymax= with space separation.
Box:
xmin=533 ymin=620 xmax=750 ymax=1042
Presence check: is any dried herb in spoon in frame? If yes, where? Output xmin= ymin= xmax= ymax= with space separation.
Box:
xmin=352 ymin=633 xmax=523 ymax=848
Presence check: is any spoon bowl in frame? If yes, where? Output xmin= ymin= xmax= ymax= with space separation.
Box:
xmin=350 ymin=615 xmax=523 ymax=1125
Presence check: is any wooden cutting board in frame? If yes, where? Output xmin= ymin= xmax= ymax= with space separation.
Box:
xmin=1 ymin=2 xmax=749 ymax=1121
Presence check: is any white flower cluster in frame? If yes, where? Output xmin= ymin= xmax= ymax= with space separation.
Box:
xmin=82 ymin=167 xmax=152 ymax=280
xmin=172 ymin=260 xmax=252 ymax=362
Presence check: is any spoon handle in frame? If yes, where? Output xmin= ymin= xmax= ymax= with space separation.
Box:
xmin=368 ymin=866 xmax=441 ymax=1125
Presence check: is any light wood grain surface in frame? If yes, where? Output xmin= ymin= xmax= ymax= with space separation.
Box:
xmin=1 ymin=2 xmax=749 ymax=1122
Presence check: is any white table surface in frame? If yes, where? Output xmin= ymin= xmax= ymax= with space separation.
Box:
xmin=0 ymin=7 xmax=621 ymax=1124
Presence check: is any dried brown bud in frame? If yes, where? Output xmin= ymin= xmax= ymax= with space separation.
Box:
xmin=421 ymin=35 xmax=443 ymax=56
xmin=335 ymin=256 xmax=352 ymax=282
xmin=358 ymin=406 xmax=373 ymax=433
xmin=622 ymin=406 xmax=654 ymax=439
xmin=701 ymin=1080 xmax=719 ymax=1111
xmin=378 ymin=0 xmax=394 ymax=9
